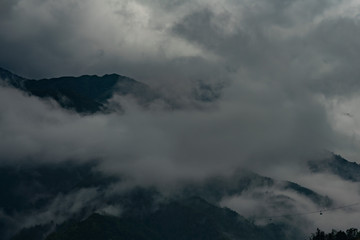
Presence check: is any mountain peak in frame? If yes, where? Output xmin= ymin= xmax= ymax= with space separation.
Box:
xmin=0 ymin=67 xmax=158 ymax=114
xmin=0 ymin=67 xmax=26 ymax=88
xmin=308 ymin=154 xmax=360 ymax=182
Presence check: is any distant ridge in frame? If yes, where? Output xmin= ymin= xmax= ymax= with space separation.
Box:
xmin=0 ymin=67 xmax=26 ymax=88
xmin=0 ymin=67 xmax=159 ymax=113
xmin=308 ymin=154 xmax=360 ymax=182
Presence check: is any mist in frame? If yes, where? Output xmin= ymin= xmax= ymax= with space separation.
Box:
xmin=0 ymin=83 xmax=335 ymax=184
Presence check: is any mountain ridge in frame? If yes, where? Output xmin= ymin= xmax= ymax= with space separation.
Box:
xmin=0 ymin=159 xmax=339 ymax=240
xmin=0 ymin=67 xmax=224 ymax=113
xmin=308 ymin=154 xmax=360 ymax=182
xmin=0 ymin=67 xmax=159 ymax=113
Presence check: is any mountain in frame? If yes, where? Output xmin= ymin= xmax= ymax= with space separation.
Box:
xmin=0 ymin=161 xmax=117 ymax=215
xmin=16 ymin=197 xmax=298 ymax=240
xmin=0 ymin=161 xmax=119 ymax=240
xmin=0 ymin=68 xmax=225 ymax=115
xmin=0 ymin=67 xmax=159 ymax=113
xmin=0 ymin=67 xmax=223 ymax=113
xmin=0 ymin=67 xmax=26 ymax=89
xmin=0 ymin=161 xmax=333 ymax=240
xmin=1 ymin=67 xmax=357 ymax=239
xmin=179 ymin=170 xmax=332 ymax=208
xmin=308 ymin=154 xmax=360 ymax=182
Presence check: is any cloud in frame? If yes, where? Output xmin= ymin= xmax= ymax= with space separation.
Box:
xmin=0 ymin=84 xmax=334 ymax=180
xmin=1 ymin=0 xmax=360 ymax=100
xmin=219 ymin=171 xmax=360 ymax=235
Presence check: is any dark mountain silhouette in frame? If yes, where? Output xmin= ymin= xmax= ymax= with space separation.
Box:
xmin=0 ymin=67 xmax=26 ymax=88
xmin=0 ymin=67 xmax=223 ymax=113
xmin=308 ymin=154 xmax=360 ymax=182
xmin=21 ymin=197 xmax=298 ymax=240
xmin=1 ymin=161 xmax=333 ymax=240
xmin=179 ymin=170 xmax=332 ymax=208
xmin=0 ymin=161 xmax=119 ymax=240
xmin=0 ymin=67 xmax=159 ymax=113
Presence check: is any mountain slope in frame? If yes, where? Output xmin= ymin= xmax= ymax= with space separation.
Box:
xmin=0 ymin=68 xmax=158 ymax=113
xmin=308 ymin=154 xmax=360 ymax=182
xmin=0 ymin=67 xmax=225 ymax=113
xmin=180 ymin=170 xmax=332 ymax=208
xmin=1 ymin=161 xmax=330 ymax=240
xmin=0 ymin=67 xmax=26 ymax=88
xmin=44 ymin=197 xmax=297 ymax=240
xmin=0 ymin=162 xmax=119 ymax=239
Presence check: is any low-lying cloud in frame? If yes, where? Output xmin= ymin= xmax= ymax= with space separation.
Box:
xmin=0 ymin=84 xmax=334 ymax=183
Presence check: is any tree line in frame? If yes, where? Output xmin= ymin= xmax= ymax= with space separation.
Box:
xmin=309 ymin=228 xmax=360 ymax=240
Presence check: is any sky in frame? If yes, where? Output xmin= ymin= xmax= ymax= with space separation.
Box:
xmin=1 ymin=0 xmax=360 ymax=235
xmin=1 ymin=0 xmax=360 ymax=165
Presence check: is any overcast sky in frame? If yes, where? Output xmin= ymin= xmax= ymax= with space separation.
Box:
xmin=1 ymin=0 xmax=360 ymax=234
xmin=1 ymin=0 xmax=360 ymax=160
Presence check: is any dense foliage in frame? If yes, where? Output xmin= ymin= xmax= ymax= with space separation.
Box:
xmin=309 ymin=228 xmax=360 ymax=240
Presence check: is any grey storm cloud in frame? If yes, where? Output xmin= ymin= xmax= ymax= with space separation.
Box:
xmin=0 ymin=0 xmax=351 ymax=86
xmin=0 ymin=0 xmax=359 ymax=102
